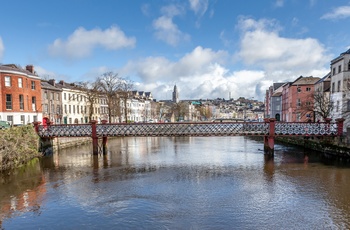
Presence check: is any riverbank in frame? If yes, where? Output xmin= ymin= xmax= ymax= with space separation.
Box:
xmin=276 ymin=136 xmax=350 ymax=163
xmin=0 ymin=125 xmax=41 ymax=171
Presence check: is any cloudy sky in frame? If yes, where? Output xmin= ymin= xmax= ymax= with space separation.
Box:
xmin=0 ymin=0 xmax=350 ymax=101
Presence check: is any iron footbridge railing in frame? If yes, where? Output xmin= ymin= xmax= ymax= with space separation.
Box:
xmin=36 ymin=121 xmax=338 ymax=138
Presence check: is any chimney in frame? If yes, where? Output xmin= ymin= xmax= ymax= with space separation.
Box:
xmin=26 ymin=65 xmax=34 ymax=74
xmin=48 ymin=79 xmax=55 ymax=86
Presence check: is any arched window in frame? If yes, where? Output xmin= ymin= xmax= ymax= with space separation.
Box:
xmin=275 ymin=113 xmax=280 ymax=121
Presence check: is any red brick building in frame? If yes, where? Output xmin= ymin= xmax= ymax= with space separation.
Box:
xmin=281 ymin=76 xmax=320 ymax=122
xmin=0 ymin=64 xmax=42 ymax=125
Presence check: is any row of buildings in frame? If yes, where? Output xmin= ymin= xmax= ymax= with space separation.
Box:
xmin=0 ymin=64 xmax=264 ymax=126
xmin=0 ymin=64 xmax=159 ymax=125
xmin=265 ymin=48 xmax=350 ymax=130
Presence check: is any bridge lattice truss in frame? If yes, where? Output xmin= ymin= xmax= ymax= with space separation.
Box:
xmin=37 ymin=122 xmax=338 ymax=138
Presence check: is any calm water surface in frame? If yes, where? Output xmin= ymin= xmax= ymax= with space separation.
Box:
xmin=1 ymin=136 xmax=350 ymax=229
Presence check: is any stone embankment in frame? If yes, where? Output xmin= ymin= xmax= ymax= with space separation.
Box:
xmin=276 ymin=136 xmax=350 ymax=163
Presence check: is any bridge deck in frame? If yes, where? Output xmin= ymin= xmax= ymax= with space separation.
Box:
xmin=37 ymin=122 xmax=338 ymax=138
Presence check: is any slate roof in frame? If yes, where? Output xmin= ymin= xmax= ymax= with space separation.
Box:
xmin=331 ymin=48 xmax=350 ymax=63
xmin=292 ymin=76 xmax=320 ymax=85
xmin=0 ymin=64 xmax=36 ymax=76
xmin=41 ymin=81 xmax=62 ymax=91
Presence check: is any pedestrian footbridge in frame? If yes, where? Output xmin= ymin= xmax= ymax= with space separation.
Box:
xmin=34 ymin=119 xmax=344 ymax=156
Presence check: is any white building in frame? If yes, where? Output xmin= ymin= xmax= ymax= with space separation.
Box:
xmin=330 ymin=48 xmax=350 ymax=129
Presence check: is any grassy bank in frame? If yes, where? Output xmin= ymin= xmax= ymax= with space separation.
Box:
xmin=0 ymin=125 xmax=41 ymax=171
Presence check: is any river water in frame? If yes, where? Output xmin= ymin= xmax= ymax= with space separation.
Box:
xmin=1 ymin=136 xmax=350 ymax=229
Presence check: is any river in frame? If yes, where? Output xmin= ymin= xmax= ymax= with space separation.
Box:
xmin=1 ymin=136 xmax=350 ymax=229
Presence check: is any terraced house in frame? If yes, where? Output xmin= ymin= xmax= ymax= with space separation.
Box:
xmin=0 ymin=64 xmax=42 ymax=125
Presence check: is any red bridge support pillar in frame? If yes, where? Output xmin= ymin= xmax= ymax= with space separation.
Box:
xmin=91 ymin=120 xmax=98 ymax=155
xmin=335 ymin=118 xmax=345 ymax=137
xmin=101 ymin=120 xmax=108 ymax=155
xmin=264 ymin=118 xmax=276 ymax=156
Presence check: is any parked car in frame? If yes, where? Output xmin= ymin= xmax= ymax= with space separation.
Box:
xmin=0 ymin=120 xmax=11 ymax=129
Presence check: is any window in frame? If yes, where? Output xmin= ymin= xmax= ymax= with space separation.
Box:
xmin=338 ymin=80 xmax=341 ymax=92
xmin=69 ymin=105 xmax=71 ymax=113
xmin=5 ymin=76 xmax=11 ymax=87
xmin=51 ymin=104 xmax=55 ymax=114
xmin=296 ymin=113 xmax=301 ymax=121
xmin=336 ymin=101 xmax=339 ymax=112
xmin=6 ymin=94 xmax=12 ymax=109
xmin=20 ymin=115 xmax=25 ymax=124
xmin=306 ymin=87 xmax=311 ymax=91
xmin=31 ymin=81 xmax=36 ymax=90
xmin=332 ymin=82 xmax=335 ymax=93
xmin=32 ymin=97 xmax=36 ymax=111
xmin=297 ymin=99 xmax=301 ymax=107
xmin=7 ymin=115 xmax=13 ymax=124
xmin=57 ymin=105 xmax=61 ymax=114
xmin=18 ymin=78 xmax=23 ymax=88
xmin=77 ymin=105 xmax=79 ymax=114
xmin=57 ymin=93 xmax=60 ymax=101
xmin=44 ymin=104 xmax=48 ymax=113
xmin=64 ymin=93 xmax=66 ymax=100
xmin=51 ymin=92 xmax=54 ymax=100
xmin=338 ymin=65 xmax=342 ymax=73
xmin=44 ymin=92 xmax=48 ymax=99
xmin=19 ymin=95 xmax=24 ymax=110
xmin=333 ymin=67 xmax=336 ymax=75
xmin=73 ymin=105 xmax=75 ymax=114
xmin=64 ymin=105 xmax=67 ymax=113
xmin=297 ymin=87 xmax=301 ymax=93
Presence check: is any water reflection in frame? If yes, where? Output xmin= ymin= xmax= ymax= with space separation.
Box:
xmin=1 ymin=136 xmax=350 ymax=229
xmin=0 ymin=159 xmax=46 ymax=227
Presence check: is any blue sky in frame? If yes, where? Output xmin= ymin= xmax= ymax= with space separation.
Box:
xmin=1 ymin=0 xmax=350 ymax=101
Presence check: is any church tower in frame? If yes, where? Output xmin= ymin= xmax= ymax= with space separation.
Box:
xmin=172 ymin=84 xmax=179 ymax=103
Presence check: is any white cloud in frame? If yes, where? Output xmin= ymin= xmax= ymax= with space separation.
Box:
xmin=274 ymin=0 xmax=284 ymax=7
xmin=153 ymin=5 xmax=190 ymax=46
xmin=121 ymin=46 xmax=267 ymax=100
xmin=0 ymin=37 xmax=4 ymax=60
xmin=189 ymin=0 xmax=208 ymax=17
xmin=48 ymin=26 xmax=136 ymax=59
xmin=237 ymin=18 xmax=331 ymax=82
xmin=321 ymin=5 xmax=350 ymax=20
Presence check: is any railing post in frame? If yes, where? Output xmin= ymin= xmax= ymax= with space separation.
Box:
xmin=335 ymin=118 xmax=345 ymax=137
xmin=101 ymin=120 xmax=108 ymax=155
xmin=264 ymin=118 xmax=276 ymax=156
xmin=91 ymin=120 xmax=98 ymax=155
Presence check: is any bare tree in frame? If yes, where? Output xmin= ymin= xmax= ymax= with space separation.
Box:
xmin=297 ymin=91 xmax=333 ymax=122
xmin=196 ymin=104 xmax=212 ymax=121
xmin=74 ymin=81 xmax=100 ymax=122
xmin=313 ymin=91 xmax=334 ymax=121
xmin=97 ymin=72 xmax=134 ymax=123
xmin=172 ymin=102 xmax=189 ymax=121
xmin=97 ymin=72 xmax=121 ymax=123
xmin=117 ymin=78 xmax=134 ymax=123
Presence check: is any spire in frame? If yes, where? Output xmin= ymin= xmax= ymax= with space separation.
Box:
xmin=172 ymin=84 xmax=179 ymax=103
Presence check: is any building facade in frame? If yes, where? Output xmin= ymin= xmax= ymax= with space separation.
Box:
xmin=0 ymin=64 xmax=42 ymax=125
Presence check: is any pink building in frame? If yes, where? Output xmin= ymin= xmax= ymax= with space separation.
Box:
xmin=281 ymin=76 xmax=320 ymax=122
